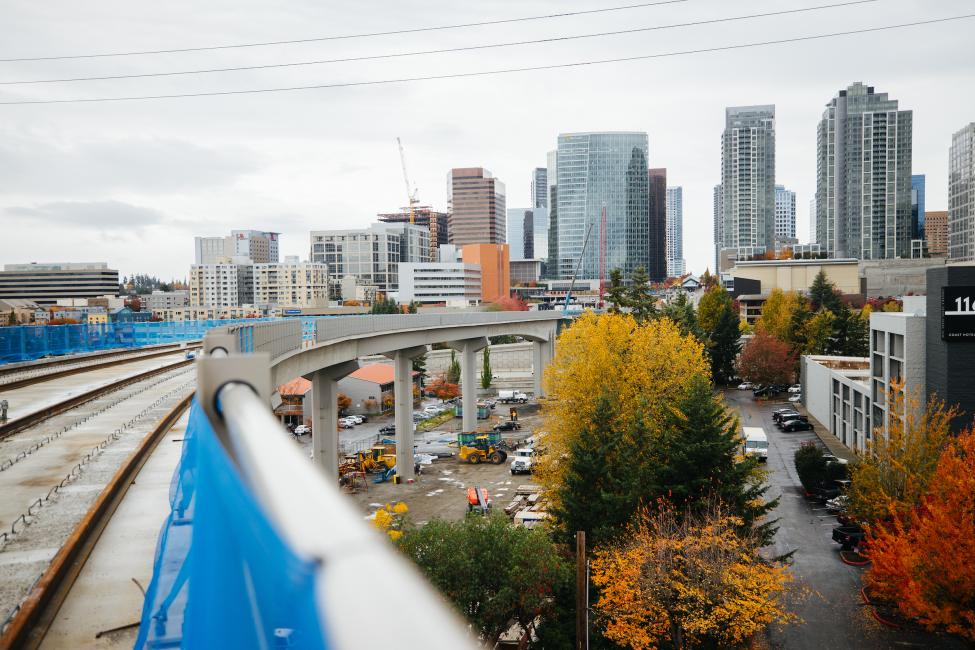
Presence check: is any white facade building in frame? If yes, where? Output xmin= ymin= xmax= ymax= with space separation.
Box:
xmin=230 ymin=230 xmax=280 ymax=263
xmin=666 ymin=186 xmax=685 ymax=277
xmin=809 ymin=196 xmax=817 ymax=244
xmin=397 ymin=263 xmax=482 ymax=307
xmin=253 ymin=261 xmax=329 ymax=309
xmin=188 ymin=260 xmax=254 ymax=307
xmin=774 ymin=184 xmax=796 ymax=239
xmin=146 ymin=290 xmax=189 ymax=311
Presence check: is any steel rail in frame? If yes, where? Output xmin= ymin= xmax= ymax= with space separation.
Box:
xmin=0 ymin=359 xmax=194 ymax=441
xmin=0 ymin=342 xmax=200 ymax=378
xmin=0 ymin=394 xmax=193 ymax=649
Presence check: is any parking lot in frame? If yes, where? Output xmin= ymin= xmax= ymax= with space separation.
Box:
xmin=724 ymin=390 xmax=967 ymax=649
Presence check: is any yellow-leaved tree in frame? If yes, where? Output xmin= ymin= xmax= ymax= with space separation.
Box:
xmin=537 ymin=312 xmax=709 ymax=497
xmin=755 ymin=289 xmax=803 ymax=341
xmin=591 ymin=503 xmax=796 ymax=650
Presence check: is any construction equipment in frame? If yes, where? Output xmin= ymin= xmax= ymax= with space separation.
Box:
xmin=347 ymin=445 xmax=397 ymax=473
xmin=397 ymin=137 xmax=419 ymax=225
xmin=564 ymin=221 xmax=595 ymax=311
xmin=467 ymin=486 xmax=491 ymax=514
xmin=458 ymin=434 xmax=508 ymax=465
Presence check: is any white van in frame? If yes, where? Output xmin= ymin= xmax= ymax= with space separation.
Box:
xmin=742 ymin=427 xmax=769 ymax=462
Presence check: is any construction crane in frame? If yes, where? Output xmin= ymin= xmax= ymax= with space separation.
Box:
xmin=396 ymin=137 xmax=419 ymax=224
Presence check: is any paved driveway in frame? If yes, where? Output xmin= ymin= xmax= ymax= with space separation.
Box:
xmin=723 ymin=390 xmax=966 ymax=649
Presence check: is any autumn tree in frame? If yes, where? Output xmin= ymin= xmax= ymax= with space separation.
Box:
xmin=337 ymin=393 xmax=351 ymax=414
xmin=485 ymin=295 xmax=529 ymax=311
xmin=591 ymin=503 xmax=795 ymax=650
xmin=755 ymin=288 xmax=793 ymax=340
xmin=865 ymin=428 xmax=975 ymax=641
xmin=803 ymin=309 xmax=836 ymax=355
xmin=847 ymin=387 xmax=957 ymax=525
xmin=427 ymin=376 xmax=460 ymax=402
xmin=697 ymin=285 xmax=740 ymax=384
xmin=398 ymin=513 xmax=570 ymax=646
xmin=737 ymin=332 xmax=796 ymax=386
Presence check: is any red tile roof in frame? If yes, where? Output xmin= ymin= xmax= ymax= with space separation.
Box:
xmin=277 ymin=377 xmax=311 ymax=395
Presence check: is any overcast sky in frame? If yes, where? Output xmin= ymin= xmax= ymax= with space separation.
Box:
xmin=1 ymin=0 xmax=972 ymax=280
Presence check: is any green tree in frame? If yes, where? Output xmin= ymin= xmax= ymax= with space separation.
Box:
xmin=412 ymin=354 xmax=427 ymax=386
xmin=784 ymin=293 xmax=812 ymax=350
xmin=833 ymin=306 xmax=869 ymax=357
xmin=398 ymin=513 xmax=570 ymax=646
xmin=605 ymin=268 xmax=628 ymax=313
xmin=370 ymin=297 xmax=400 ymax=314
xmin=809 ymin=270 xmax=842 ymax=313
xmin=407 ymin=301 xmax=419 ymax=314
xmin=446 ymin=350 xmax=461 ymax=384
xmin=6 ymin=311 xmax=17 ymax=326
xmin=627 ymin=266 xmax=656 ymax=322
xmin=709 ymin=304 xmax=741 ymax=384
xmin=697 ymin=284 xmax=729 ymax=335
xmin=489 ymin=335 xmax=517 ymax=345
xmin=661 ymin=290 xmax=698 ymax=339
xmin=804 ymin=310 xmax=836 ymax=355
xmin=480 ymin=347 xmax=492 ymax=389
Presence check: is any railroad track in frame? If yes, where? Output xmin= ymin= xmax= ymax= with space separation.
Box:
xmin=0 ymin=394 xmax=193 ymax=649
xmin=0 ymin=358 xmax=195 ymax=441
xmin=0 ymin=343 xmax=202 ymax=391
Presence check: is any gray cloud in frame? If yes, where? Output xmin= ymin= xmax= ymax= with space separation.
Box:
xmin=0 ymin=133 xmax=259 ymax=196
xmin=6 ymin=200 xmax=166 ymax=228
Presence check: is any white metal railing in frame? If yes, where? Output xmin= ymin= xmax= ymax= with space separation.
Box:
xmin=221 ymin=319 xmax=302 ymax=360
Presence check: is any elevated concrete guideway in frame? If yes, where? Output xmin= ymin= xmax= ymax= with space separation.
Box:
xmin=208 ymin=312 xmax=567 ymax=482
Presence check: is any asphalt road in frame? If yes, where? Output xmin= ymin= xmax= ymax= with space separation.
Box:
xmin=723 ymin=390 xmax=967 ymax=650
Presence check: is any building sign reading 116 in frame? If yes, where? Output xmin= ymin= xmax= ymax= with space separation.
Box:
xmin=942 ymin=286 xmax=975 ymax=340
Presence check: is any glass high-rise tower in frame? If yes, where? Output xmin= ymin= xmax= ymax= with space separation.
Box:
xmin=948 ymin=123 xmax=975 ymax=261
xmin=816 ymin=82 xmax=913 ymax=259
xmin=721 ymin=105 xmax=776 ymax=258
xmin=553 ymin=132 xmax=650 ymax=280
xmin=666 ymin=186 xmax=684 ymax=277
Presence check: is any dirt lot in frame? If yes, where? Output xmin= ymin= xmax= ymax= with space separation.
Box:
xmin=345 ymin=401 xmax=543 ymax=524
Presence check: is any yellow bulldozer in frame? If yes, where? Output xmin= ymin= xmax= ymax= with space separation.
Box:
xmin=459 ymin=435 xmax=508 ymax=465
xmin=343 ymin=445 xmax=397 ymax=473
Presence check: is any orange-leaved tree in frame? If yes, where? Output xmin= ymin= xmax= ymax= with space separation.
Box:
xmin=847 ymin=384 xmax=957 ymax=526
xmin=427 ymin=376 xmax=460 ymax=402
xmin=736 ymin=332 xmax=796 ymax=386
xmin=337 ymin=392 xmax=352 ymax=414
xmin=865 ymin=427 xmax=975 ymax=640
xmin=591 ymin=502 xmax=796 ymax=650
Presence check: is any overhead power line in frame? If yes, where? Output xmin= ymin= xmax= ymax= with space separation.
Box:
xmin=0 ymin=0 xmax=689 ymax=63
xmin=0 ymin=0 xmax=882 ymax=86
xmin=1 ymin=14 xmax=971 ymax=106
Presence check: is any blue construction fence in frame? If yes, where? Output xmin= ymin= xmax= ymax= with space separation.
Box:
xmin=135 ymin=399 xmax=329 ymax=649
xmin=0 ymin=317 xmax=325 ymax=364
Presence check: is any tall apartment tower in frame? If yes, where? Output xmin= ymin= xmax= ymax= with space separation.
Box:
xmin=546 ymin=150 xmax=558 ymax=276
xmin=531 ymin=167 xmax=548 ymax=209
xmin=230 ymin=230 xmax=280 ymax=263
xmin=713 ymin=184 xmax=723 ymax=271
xmin=554 ymin=132 xmax=650 ymax=280
xmin=948 ymin=123 xmax=975 ymax=261
xmin=774 ymin=185 xmax=796 ymax=239
xmin=447 ymin=168 xmax=506 ymax=245
xmin=721 ymin=105 xmax=776 ymax=258
xmin=809 ymin=196 xmax=817 ymax=244
xmin=816 ymin=82 xmax=913 ymax=259
xmin=647 ymin=168 xmax=668 ymax=281
xmin=666 ymin=186 xmax=685 ymax=277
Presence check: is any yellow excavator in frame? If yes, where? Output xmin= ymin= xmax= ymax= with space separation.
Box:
xmin=459 ymin=435 xmax=508 ymax=465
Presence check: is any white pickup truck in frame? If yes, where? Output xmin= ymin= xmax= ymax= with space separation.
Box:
xmin=510 ymin=448 xmax=535 ymax=475
xmin=498 ymin=390 xmax=529 ymax=404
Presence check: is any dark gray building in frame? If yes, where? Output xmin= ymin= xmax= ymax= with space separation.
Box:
xmin=816 ymin=82 xmax=913 ymax=259
xmin=926 ymin=264 xmax=975 ymax=432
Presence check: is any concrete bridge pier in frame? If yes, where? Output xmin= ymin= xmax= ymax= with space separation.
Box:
xmin=447 ymin=337 xmax=488 ymax=433
xmin=308 ymin=360 xmax=360 ymax=478
xmin=532 ymin=337 xmax=555 ymax=398
xmin=386 ymin=346 xmax=428 ymax=482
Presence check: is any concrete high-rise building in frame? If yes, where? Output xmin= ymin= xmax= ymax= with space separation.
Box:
xmin=809 ymin=196 xmax=817 ymax=244
xmin=546 ymin=150 xmax=558 ymax=275
xmin=447 ymin=168 xmax=506 ymax=245
xmin=189 ymin=262 xmax=254 ymax=307
xmin=553 ymin=132 xmax=650 ymax=280
xmin=925 ymin=211 xmax=948 ymax=257
xmin=721 ymin=105 xmax=776 ymax=258
xmin=506 ymin=208 xmax=529 ymax=260
xmin=377 ymin=206 xmax=449 ymax=261
xmin=648 ymin=168 xmax=668 ymax=281
xmin=531 ymin=167 xmax=548 ymax=209
xmin=252 ymin=260 xmax=329 ymax=308
xmin=230 ymin=230 xmax=280 ymax=263
xmin=309 ymin=223 xmax=427 ymax=296
xmin=774 ymin=185 xmax=796 ymax=239
xmin=194 ymin=236 xmax=231 ymax=265
xmin=0 ymin=263 xmax=119 ymax=306
xmin=713 ymin=184 xmax=723 ymax=271
xmin=666 ymin=186 xmax=685 ymax=277
xmin=948 ymin=123 xmax=975 ymax=261
xmin=816 ymin=82 xmax=913 ymax=259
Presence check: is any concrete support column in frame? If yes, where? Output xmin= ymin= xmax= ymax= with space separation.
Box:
xmin=308 ymin=360 xmax=360 ymax=479
xmin=448 ymin=337 xmax=489 ymax=433
xmin=532 ymin=334 xmax=555 ymax=398
xmin=385 ymin=346 xmax=428 ymax=482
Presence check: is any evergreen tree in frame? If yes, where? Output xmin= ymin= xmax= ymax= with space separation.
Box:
xmin=662 ymin=290 xmax=699 ymax=339
xmin=626 ymin=266 xmax=656 ymax=322
xmin=549 ymin=394 xmax=641 ymax=548
xmin=446 ymin=350 xmax=461 ymax=384
xmin=412 ymin=354 xmax=427 ymax=386
xmin=480 ymin=347 xmax=492 ymax=389
xmin=709 ymin=304 xmax=741 ymax=384
xmin=656 ymin=376 xmax=778 ymax=544
xmin=784 ymin=293 xmax=812 ymax=350
xmin=809 ymin=270 xmax=842 ymax=313
xmin=605 ymin=268 xmax=628 ymax=313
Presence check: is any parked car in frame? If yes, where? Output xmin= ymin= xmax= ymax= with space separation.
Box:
xmin=825 ymin=494 xmax=849 ymax=514
xmin=737 ymin=382 xmax=754 ymax=390
xmin=338 ymin=419 xmax=354 ymax=429
xmin=781 ymin=419 xmax=813 ymax=432
xmin=493 ymin=421 xmax=522 ymax=432
xmin=484 ymin=399 xmax=497 ymax=409
xmin=777 ymin=412 xmax=808 ymax=426
xmin=772 ymin=408 xmax=799 ymax=423
xmin=788 ymin=394 xmax=802 ymax=403
xmin=753 ymin=385 xmax=781 ymax=398
xmin=379 ymin=425 xmax=396 ymax=435
xmin=293 ymin=424 xmax=311 ymax=436
xmin=832 ymin=523 xmax=866 ymax=551
xmin=788 ymin=384 xmax=802 ymax=394
xmin=347 ymin=415 xmax=364 ymax=425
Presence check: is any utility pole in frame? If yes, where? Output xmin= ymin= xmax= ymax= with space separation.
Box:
xmin=576 ymin=530 xmax=588 ymax=650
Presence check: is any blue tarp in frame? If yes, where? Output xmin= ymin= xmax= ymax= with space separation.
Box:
xmin=135 ymin=400 xmax=329 ymax=649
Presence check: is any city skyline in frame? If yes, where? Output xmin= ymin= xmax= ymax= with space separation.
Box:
xmin=1 ymin=0 xmax=972 ymax=278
